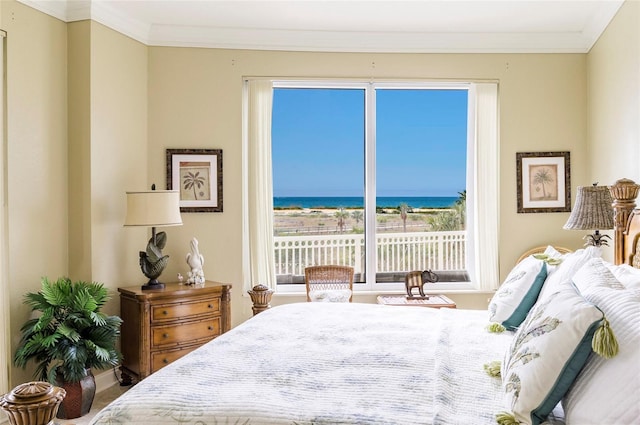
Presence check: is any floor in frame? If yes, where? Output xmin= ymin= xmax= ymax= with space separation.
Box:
xmin=56 ymin=384 xmax=130 ymax=425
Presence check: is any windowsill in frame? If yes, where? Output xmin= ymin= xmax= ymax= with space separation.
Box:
xmin=370 ymin=288 xmax=495 ymax=295
xmin=273 ymin=286 xmax=495 ymax=297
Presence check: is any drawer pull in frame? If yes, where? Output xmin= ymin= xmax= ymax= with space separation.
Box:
xmin=208 ymin=326 xmax=213 ymax=331
xmin=163 ymin=358 xmax=169 ymax=364
xmin=208 ymin=304 xmax=213 ymax=309
xmin=162 ymin=310 xmax=168 ymax=315
xmin=162 ymin=333 xmax=169 ymax=339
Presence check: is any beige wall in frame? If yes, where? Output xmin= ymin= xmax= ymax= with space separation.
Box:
xmin=0 ymin=0 xmax=7 ymax=396
xmin=2 ymin=3 xmax=148 ymax=386
xmin=147 ymin=48 xmax=588 ymax=323
xmin=87 ymin=22 xmax=148 ymax=317
xmin=69 ymin=19 xmax=148 ymax=319
xmin=2 ymin=1 xmax=69 ymax=387
xmin=68 ymin=21 xmax=92 ymax=280
xmin=587 ymin=0 xmax=640 ymax=211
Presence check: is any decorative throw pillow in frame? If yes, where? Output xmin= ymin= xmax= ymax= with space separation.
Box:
xmin=538 ymin=246 xmax=601 ymax=299
xmin=498 ymin=285 xmax=605 ymax=425
xmin=488 ymin=255 xmax=548 ymax=330
xmin=563 ymin=258 xmax=640 ymax=425
xmin=308 ymin=289 xmax=352 ymax=303
xmin=605 ymin=261 xmax=640 ymax=289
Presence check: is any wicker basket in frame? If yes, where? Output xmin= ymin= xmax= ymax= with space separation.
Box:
xmin=0 ymin=381 xmax=66 ymax=425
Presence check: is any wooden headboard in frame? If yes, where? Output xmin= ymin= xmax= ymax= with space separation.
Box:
xmin=610 ymin=178 xmax=640 ymax=266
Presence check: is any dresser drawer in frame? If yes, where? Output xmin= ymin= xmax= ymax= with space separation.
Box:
xmin=151 ymin=317 xmax=221 ymax=348
xmin=118 ymin=281 xmax=231 ymax=383
xmin=151 ymin=345 xmax=201 ymax=373
xmin=151 ymin=298 xmax=221 ymax=322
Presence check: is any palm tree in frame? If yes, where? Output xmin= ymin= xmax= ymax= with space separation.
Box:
xmin=429 ymin=191 xmax=467 ymax=231
xmin=351 ymin=210 xmax=363 ymax=225
xmin=454 ymin=190 xmax=466 ymax=229
xmin=533 ymin=168 xmax=554 ymax=199
xmin=183 ymin=171 xmax=206 ymax=200
xmin=398 ymin=203 xmax=409 ymax=232
xmin=335 ymin=208 xmax=350 ymax=233
xmin=428 ymin=211 xmax=460 ymax=231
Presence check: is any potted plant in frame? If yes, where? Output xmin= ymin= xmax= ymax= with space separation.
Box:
xmin=13 ymin=277 xmax=122 ymax=419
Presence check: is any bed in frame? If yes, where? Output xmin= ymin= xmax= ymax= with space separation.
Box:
xmin=90 ymin=178 xmax=640 ymax=425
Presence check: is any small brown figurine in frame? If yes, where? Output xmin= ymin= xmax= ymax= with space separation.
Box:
xmin=405 ymin=269 xmax=439 ymax=299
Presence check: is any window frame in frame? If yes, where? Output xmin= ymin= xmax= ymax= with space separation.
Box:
xmin=272 ymin=80 xmax=478 ymax=294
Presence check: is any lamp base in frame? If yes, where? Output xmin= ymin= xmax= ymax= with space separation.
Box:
xmin=141 ymin=279 xmax=165 ymax=291
xmin=583 ymin=230 xmax=611 ymax=247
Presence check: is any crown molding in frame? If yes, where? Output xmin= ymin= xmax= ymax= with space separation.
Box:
xmin=16 ymin=0 xmax=624 ymax=54
xmin=16 ymin=0 xmax=73 ymax=22
xmin=580 ymin=0 xmax=625 ymax=49
xmin=148 ymin=26 xmax=596 ymax=53
xmin=88 ymin=1 xmax=151 ymax=44
xmin=17 ymin=0 xmax=151 ymax=44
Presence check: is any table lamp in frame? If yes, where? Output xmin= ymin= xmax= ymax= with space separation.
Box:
xmin=563 ymin=183 xmax=614 ymax=247
xmin=124 ymin=185 xmax=183 ymax=290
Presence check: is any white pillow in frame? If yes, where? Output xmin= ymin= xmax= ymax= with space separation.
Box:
xmin=538 ymin=246 xmax=601 ymax=299
xmin=500 ymin=285 xmax=604 ymax=425
xmin=488 ymin=255 xmax=548 ymax=330
xmin=308 ymin=289 xmax=352 ymax=303
xmin=605 ymin=262 xmax=640 ymax=289
xmin=563 ymin=258 xmax=640 ymax=425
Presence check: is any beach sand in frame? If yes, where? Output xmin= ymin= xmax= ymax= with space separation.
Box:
xmin=274 ymin=207 xmax=451 ymax=235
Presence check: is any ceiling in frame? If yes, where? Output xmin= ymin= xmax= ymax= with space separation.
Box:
xmin=19 ymin=0 xmax=624 ymax=53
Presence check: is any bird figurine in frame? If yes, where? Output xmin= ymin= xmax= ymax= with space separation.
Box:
xmin=185 ymin=237 xmax=205 ymax=284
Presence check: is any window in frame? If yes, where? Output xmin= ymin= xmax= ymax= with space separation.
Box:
xmin=374 ymin=88 xmax=468 ymax=287
xmin=272 ymin=86 xmax=366 ymax=285
xmin=242 ymin=80 xmax=498 ymax=294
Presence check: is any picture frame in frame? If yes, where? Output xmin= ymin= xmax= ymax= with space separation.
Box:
xmin=166 ymin=148 xmax=223 ymax=213
xmin=516 ymin=151 xmax=570 ymax=213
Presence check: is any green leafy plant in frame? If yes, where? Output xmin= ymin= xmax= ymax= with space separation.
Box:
xmin=14 ymin=277 xmax=122 ymax=384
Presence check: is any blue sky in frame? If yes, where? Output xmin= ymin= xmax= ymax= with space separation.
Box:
xmin=271 ymin=88 xmax=467 ymax=197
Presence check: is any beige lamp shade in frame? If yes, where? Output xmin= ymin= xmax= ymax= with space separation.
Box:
xmin=563 ymin=185 xmax=614 ymax=231
xmin=124 ymin=190 xmax=183 ymax=227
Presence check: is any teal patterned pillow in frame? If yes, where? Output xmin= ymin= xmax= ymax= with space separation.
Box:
xmin=488 ymin=256 xmax=548 ymax=330
xmin=498 ymin=285 xmax=604 ymax=425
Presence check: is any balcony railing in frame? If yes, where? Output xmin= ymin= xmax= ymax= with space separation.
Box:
xmin=274 ymin=230 xmax=466 ymax=277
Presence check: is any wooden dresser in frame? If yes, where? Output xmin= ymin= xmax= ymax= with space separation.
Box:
xmin=118 ymin=281 xmax=232 ymax=384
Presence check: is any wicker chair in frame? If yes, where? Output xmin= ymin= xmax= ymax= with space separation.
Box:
xmin=304 ymin=265 xmax=354 ymax=302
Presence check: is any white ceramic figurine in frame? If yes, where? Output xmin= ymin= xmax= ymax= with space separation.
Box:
xmin=185 ymin=237 xmax=205 ymax=284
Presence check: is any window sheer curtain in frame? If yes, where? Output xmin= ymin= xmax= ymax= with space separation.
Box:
xmin=471 ymin=82 xmax=500 ymax=291
xmin=242 ymin=80 xmax=276 ymax=293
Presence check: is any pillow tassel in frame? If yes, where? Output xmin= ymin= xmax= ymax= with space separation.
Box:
xmin=496 ymin=411 xmax=520 ymax=425
xmin=592 ymin=317 xmax=619 ymax=359
xmin=483 ymin=360 xmax=501 ymax=378
xmin=487 ymin=322 xmax=506 ymax=333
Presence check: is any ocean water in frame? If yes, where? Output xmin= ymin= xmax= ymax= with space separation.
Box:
xmin=273 ymin=196 xmax=458 ymax=209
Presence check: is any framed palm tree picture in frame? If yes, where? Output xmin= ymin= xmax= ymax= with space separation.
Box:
xmin=166 ymin=148 xmax=223 ymax=212
xmin=516 ymin=151 xmax=570 ymax=213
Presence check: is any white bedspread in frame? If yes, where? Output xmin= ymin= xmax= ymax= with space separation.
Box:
xmin=90 ymin=302 xmax=515 ymax=425
xmin=432 ymin=308 xmax=512 ymax=424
